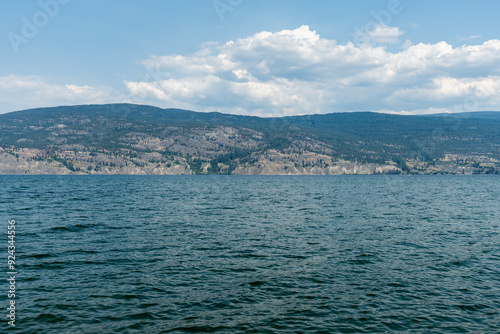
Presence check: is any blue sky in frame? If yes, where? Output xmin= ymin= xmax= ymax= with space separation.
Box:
xmin=1 ymin=0 xmax=499 ymax=115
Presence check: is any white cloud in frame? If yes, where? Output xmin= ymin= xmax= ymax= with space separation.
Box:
xmin=4 ymin=26 xmax=500 ymax=116
xmin=354 ymin=23 xmax=404 ymax=45
xmin=458 ymin=35 xmax=482 ymax=42
xmin=0 ymin=75 xmax=119 ymax=113
xmin=387 ymin=76 xmax=500 ymax=115
xmin=125 ymin=25 xmax=500 ymax=116
xmin=364 ymin=23 xmax=404 ymax=44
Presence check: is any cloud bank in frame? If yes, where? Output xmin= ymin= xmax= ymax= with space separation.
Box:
xmin=0 ymin=75 xmax=119 ymax=112
xmin=3 ymin=24 xmax=500 ymax=116
xmin=125 ymin=24 xmax=500 ymax=116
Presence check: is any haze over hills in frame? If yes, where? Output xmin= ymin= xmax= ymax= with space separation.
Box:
xmin=0 ymin=104 xmax=499 ymax=175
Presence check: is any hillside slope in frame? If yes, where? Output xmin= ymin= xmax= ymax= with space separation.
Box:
xmin=0 ymin=104 xmax=499 ymax=175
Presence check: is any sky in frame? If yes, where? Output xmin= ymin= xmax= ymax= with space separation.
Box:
xmin=1 ymin=0 xmax=500 ymax=116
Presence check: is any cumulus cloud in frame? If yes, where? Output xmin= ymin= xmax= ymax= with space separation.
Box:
xmin=5 ymin=25 xmax=499 ymax=116
xmin=360 ymin=23 xmax=404 ymax=44
xmin=124 ymin=25 xmax=500 ymax=116
xmin=0 ymin=75 xmax=120 ymax=113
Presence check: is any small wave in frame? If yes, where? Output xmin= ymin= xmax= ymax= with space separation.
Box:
xmin=169 ymin=325 xmax=229 ymax=332
xmin=69 ymin=197 xmax=88 ymax=201
xmin=455 ymin=304 xmax=490 ymax=312
xmin=34 ymin=313 xmax=67 ymax=323
xmin=129 ymin=312 xmax=158 ymax=320
xmin=248 ymin=281 xmax=265 ymax=287
xmin=63 ymin=249 xmax=98 ymax=255
xmin=231 ymin=267 xmax=256 ymax=272
xmin=21 ymin=262 xmax=66 ymax=270
xmin=110 ymin=294 xmax=147 ymax=300
xmin=27 ymin=253 xmax=53 ymax=259
xmin=348 ymin=258 xmax=373 ymax=265
xmin=22 ymin=276 xmax=39 ymax=282
xmin=234 ymin=253 xmax=267 ymax=258
xmin=50 ymin=224 xmax=98 ymax=232
xmin=51 ymin=226 xmax=71 ymax=231
xmin=283 ymin=254 xmax=307 ymax=259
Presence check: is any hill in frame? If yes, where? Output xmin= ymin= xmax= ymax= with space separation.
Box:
xmin=0 ymin=104 xmax=499 ymax=175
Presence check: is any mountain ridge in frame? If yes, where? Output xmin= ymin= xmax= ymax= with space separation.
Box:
xmin=1 ymin=104 xmax=499 ymax=175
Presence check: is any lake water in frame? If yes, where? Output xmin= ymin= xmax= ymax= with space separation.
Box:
xmin=1 ymin=175 xmax=499 ymax=333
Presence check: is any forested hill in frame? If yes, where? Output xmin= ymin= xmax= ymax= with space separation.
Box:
xmin=0 ymin=104 xmax=499 ymax=175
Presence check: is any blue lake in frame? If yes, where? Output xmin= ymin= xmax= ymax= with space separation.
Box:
xmin=1 ymin=175 xmax=499 ymax=333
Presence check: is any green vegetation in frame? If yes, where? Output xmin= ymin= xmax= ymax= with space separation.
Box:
xmin=0 ymin=104 xmax=499 ymax=174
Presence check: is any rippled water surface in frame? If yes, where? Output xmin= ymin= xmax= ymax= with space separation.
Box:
xmin=1 ymin=175 xmax=499 ymax=333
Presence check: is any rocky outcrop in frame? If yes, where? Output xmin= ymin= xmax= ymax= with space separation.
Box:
xmin=232 ymin=162 xmax=401 ymax=175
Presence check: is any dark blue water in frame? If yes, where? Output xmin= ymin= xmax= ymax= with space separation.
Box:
xmin=1 ymin=175 xmax=499 ymax=333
